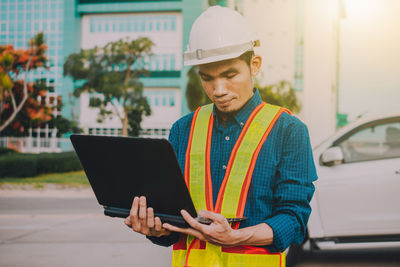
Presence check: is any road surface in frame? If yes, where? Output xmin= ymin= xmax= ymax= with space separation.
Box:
xmin=0 ymin=189 xmax=399 ymax=267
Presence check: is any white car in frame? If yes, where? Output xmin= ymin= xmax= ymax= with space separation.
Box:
xmin=287 ymin=112 xmax=400 ymax=265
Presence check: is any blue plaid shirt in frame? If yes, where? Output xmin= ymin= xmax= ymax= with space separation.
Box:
xmin=148 ymin=89 xmax=317 ymax=252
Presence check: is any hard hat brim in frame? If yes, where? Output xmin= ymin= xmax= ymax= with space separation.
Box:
xmin=184 ymin=51 xmax=247 ymax=66
xmin=183 ymin=41 xmax=258 ymax=66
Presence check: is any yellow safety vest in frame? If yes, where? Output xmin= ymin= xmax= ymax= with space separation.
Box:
xmin=172 ymin=103 xmax=290 ymax=267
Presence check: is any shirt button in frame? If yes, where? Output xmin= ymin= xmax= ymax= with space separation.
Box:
xmin=225 ymin=136 xmax=230 ymax=141
xmin=240 ymin=122 xmax=244 ymax=127
xmin=222 ymin=165 xmax=227 ymax=170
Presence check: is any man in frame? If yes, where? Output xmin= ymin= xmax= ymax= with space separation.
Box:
xmin=125 ymin=6 xmax=317 ymax=267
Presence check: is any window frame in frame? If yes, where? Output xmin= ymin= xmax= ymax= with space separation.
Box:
xmin=332 ymin=116 xmax=400 ymax=164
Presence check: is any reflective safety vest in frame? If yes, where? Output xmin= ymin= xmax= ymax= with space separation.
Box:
xmin=172 ymin=102 xmax=290 ymax=267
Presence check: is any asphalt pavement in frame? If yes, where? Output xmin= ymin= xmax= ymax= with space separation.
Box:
xmin=0 ymin=189 xmax=399 ymax=267
xmin=0 ymin=189 xmax=171 ymax=267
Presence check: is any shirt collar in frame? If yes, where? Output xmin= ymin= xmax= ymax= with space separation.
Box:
xmin=212 ymin=88 xmax=263 ymax=128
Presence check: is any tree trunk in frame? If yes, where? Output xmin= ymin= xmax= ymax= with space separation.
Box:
xmin=121 ymin=109 xmax=128 ymax=137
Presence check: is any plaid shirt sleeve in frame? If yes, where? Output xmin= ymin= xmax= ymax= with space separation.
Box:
xmin=264 ymin=118 xmax=317 ymax=252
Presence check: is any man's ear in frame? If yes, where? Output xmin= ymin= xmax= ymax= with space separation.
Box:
xmin=250 ymin=55 xmax=262 ymax=77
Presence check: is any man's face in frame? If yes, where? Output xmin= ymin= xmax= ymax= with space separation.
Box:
xmin=198 ymin=56 xmax=260 ymax=114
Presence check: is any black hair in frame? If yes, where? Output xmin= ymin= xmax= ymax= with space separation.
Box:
xmin=238 ymin=50 xmax=255 ymax=67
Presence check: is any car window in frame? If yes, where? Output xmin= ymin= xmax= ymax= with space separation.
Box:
xmin=338 ymin=121 xmax=400 ymax=163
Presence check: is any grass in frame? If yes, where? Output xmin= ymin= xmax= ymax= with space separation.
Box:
xmin=0 ymin=171 xmax=90 ymax=189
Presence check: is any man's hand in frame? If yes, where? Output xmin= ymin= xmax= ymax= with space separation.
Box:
xmin=163 ymin=210 xmax=244 ymax=246
xmin=124 ymin=196 xmax=171 ymax=238
xmin=163 ymin=210 xmax=274 ymax=247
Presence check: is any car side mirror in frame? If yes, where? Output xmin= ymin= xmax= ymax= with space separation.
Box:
xmin=321 ymin=146 xmax=344 ymax=166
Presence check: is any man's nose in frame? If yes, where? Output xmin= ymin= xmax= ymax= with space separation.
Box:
xmin=213 ymin=79 xmax=228 ymax=97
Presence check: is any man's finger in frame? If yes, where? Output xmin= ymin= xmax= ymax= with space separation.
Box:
xmin=147 ymin=207 xmax=155 ymax=228
xmin=154 ymin=217 xmax=162 ymax=232
xmin=130 ymin=197 xmax=140 ymax=230
xmin=163 ymin=223 xmax=205 ymax=241
xmin=139 ymin=196 xmax=147 ymax=220
xmin=163 ymin=223 xmax=194 ymax=235
xmin=124 ymin=217 xmax=132 ymax=227
xmin=198 ymin=209 xmax=226 ymax=223
xmin=181 ymin=210 xmax=207 ymax=231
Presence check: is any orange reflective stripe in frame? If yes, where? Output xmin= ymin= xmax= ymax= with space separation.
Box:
xmin=219 ymin=104 xmax=282 ymax=218
xmin=175 ymin=103 xmax=289 ymax=267
xmin=184 ymin=238 xmax=197 ymax=267
xmin=214 ymin=103 xmax=265 ymax=213
xmin=235 ymin=107 xmax=288 ymax=218
xmin=184 ymin=107 xmax=201 ymax=189
xmin=186 ymin=104 xmax=213 ymax=212
xmin=281 ymin=107 xmax=292 ymax=115
xmin=205 ymin=113 xmax=214 ymax=211
xmin=173 ymin=234 xmax=188 ymax=250
xmin=222 ymin=245 xmax=272 ymax=254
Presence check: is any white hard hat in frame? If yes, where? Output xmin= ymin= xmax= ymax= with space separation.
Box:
xmin=183 ymin=6 xmax=259 ymax=66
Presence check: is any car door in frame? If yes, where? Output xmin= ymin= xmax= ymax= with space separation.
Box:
xmin=316 ymin=117 xmax=400 ymax=237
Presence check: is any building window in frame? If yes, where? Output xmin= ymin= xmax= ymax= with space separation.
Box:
xmin=171 ymin=16 xmax=176 ymax=31
xmin=169 ymin=93 xmax=175 ymax=107
xmin=163 ymin=18 xmax=169 ymax=31
xmin=140 ymin=19 xmax=145 ymax=32
xmin=1 ymin=11 xmax=7 ymax=21
xmin=89 ymin=15 xmax=179 ymax=34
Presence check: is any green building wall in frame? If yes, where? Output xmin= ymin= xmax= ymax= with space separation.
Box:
xmin=63 ymin=0 xmax=207 ymax=118
xmin=61 ymin=0 xmax=81 ymax=121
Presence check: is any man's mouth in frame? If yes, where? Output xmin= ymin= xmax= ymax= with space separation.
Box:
xmin=217 ymin=98 xmax=233 ymax=107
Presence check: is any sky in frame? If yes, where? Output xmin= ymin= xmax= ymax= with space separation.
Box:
xmin=339 ymin=0 xmax=400 ymax=121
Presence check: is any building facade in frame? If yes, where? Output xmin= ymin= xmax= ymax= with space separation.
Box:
xmin=243 ymin=0 xmax=341 ymax=146
xmin=1 ymin=0 xmax=207 ymax=141
xmin=75 ymin=0 xmax=207 ymax=137
xmin=2 ymin=0 xmax=340 ymax=147
xmin=0 ymin=0 xmax=65 ymax=116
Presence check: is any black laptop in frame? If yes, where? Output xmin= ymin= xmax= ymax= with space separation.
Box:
xmin=70 ymin=134 xmax=246 ymax=228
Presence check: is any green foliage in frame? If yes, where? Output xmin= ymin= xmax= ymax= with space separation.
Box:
xmin=63 ymin=37 xmax=153 ymax=136
xmin=48 ymin=116 xmax=82 ymax=137
xmin=128 ymin=96 xmax=151 ymax=137
xmin=0 ymin=152 xmax=82 ymax=178
xmin=0 ymin=147 xmax=18 ymax=155
xmin=257 ymin=81 xmax=301 ymax=113
xmin=186 ymin=66 xmax=212 ymax=112
xmin=0 ymin=171 xmax=88 ymax=187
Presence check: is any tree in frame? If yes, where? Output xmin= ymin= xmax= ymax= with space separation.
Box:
xmin=0 ymin=79 xmax=55 ymax=136
xmin=47 ymin=116 xmax=82 ymax=137
xmin=257 ymin=81 xmax=301 ymax=113
xmin=63 ymin=37 xmax=153 ymax=136
xmin=0 ymin=33 xmax=50 ymax=134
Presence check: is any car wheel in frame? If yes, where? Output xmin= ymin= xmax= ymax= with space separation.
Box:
xmin=286 ymin=243 xmax=304 ymax=267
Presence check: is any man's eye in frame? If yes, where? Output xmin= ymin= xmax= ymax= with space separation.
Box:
xmin=201 ymin=75 xmax=212 ymax=81
xmin=226 ymin=73 xmax=236 ymax=79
